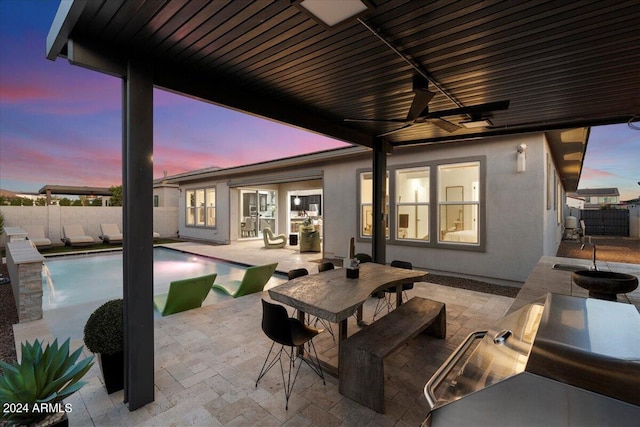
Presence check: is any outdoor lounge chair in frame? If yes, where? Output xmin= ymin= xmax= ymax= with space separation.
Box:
xmin=61 ymin=224 xmax=95 ymax=247
xmin=153 ymin=273 xmax=217 ymax=316
xmin=21 ymin=225 xmax=52 ymax=248
xmin=263 ymin=228 xmax=286 ymax=249
xmin=99 ymin=223 xmax=123 ymax=244
xmin=211 ymin=263 xmax=278 ymax=298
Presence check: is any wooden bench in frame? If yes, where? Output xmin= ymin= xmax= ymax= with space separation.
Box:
xmin=338 ymin=296 xmax=446 ymax=413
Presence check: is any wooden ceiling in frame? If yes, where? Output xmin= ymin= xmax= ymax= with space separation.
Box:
xmin=48 ymin=0 xmax=639 ymax=150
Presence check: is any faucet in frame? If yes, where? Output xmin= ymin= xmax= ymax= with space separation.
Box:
xmin=580 ymin=242 xmax=598 ymax=271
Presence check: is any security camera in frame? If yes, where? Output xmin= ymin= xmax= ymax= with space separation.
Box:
xmin=517 ymin=144 xmax=527 ymax=153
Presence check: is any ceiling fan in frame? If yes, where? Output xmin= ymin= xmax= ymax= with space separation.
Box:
xmin=344 ymin=80 xmax=510 ymax=137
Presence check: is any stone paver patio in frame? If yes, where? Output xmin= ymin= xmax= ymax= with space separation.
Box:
xmin=13 ymin=240 xmax=514 ymax=426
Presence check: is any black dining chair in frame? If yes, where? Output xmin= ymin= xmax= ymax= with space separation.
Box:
xmin=288 ymin=268 xmax=309 ymax=280
xmin=288 ymin=268 xmax=335 ymax=341
xmin=373 ymin=260 xmax=415 ymax=320
xmin=318 ymin=262 xmax=334 ymax=272
xmin=354 ymin=253 xmax=372 ymax=264
xmin=255 ymin=299 xmax=325 ymax=409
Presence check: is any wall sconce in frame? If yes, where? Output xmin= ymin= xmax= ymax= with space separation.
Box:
xmin=516 ymin=144 xmax=527 ymax=172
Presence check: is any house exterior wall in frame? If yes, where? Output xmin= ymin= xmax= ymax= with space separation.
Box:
xmin=153 ymin=185 xmax=179 ymax=208
xmin=177 ymin=181 xmax=231 ymax=243
xmin=168 ymin=133 xmax=567 ymax=285
xmin=542 ymin=135 xmax=565 ymax=259
xmin=321 ymin=134 xmax=551 ymax=284
xmin=0 ymin=205 xmax=178 ymax=246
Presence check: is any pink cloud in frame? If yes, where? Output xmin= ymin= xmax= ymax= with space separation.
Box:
xmin=579 ymin=167 xmax=620 ymax=181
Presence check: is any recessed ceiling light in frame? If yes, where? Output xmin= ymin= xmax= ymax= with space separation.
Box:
xmin=294 ymin=0 xmax=372 ymax=28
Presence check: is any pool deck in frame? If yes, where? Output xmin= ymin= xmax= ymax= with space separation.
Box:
xmin=11 ymin=240 xmax=640 ymax=426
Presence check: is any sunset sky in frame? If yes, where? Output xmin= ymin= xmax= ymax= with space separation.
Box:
xmin=1 ymin=1 xmax=638 ymax=201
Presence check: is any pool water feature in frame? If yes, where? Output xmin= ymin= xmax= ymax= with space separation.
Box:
xmin=42 ymin=247 xmax=250 ymax=310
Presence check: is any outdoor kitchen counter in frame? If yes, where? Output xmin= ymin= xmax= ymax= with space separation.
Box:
xmin=508 ymin=256 xmax=640 ymax=315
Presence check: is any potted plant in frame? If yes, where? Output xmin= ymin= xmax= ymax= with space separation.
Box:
xmin=83 ymin=298 xmax=124 ymax=394
xmin=0 ymin=338 xmax=93 ymax=426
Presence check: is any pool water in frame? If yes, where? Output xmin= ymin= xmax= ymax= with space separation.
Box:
xmin=42 ymin=247 xmax=249 ymax=310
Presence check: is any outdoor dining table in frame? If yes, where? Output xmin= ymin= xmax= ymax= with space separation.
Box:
xmin=267 ymin=262 xmax=428 ymax=375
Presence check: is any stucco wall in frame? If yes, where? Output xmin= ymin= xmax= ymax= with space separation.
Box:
xmin=322 ymin=134 xmax=553 ymax=284
xmin=542 ymin=135 xmax=565 ymax=257
xmin=0 ymin=205 xmax=178 ymax=246
xmin=167 ymin=133 xmax=566 ymax=284
xmin=178 ymin=181 xmax=231 ymax=243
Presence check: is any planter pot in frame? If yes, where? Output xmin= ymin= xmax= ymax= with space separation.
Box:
xmin=98 ymin=351 xmax=124 ymax=394
xmin=34 ymin=412 xmax=69 ymax=427
xmin=346 ymin=268 xmax=359 ymax=279
xmin=29 ymin=410 xmax=68 ymax=427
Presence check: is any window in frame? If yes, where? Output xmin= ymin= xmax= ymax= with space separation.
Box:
xmin=153 ymin=195 xmax=159 ymax=207
xmin=359 ymin=171 xmax=389 ymax=238
xmin=206 ymin=188 xmax=216 ymax=226
xmin=438 ymin=162 xmax=480 ymax=244
xmin=358 ymin=157 xmax=484 ymax=250
xmin=395 ymin=167 xmax=429 ymax=241
xmin=186 ymin=187 xmax=216 ymax=228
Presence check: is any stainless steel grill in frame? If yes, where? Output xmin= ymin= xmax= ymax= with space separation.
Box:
xmin=423 ymin=293 xmax=640 ymax=426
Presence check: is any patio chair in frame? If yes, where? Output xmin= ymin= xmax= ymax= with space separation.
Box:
xmin=262 ymin=228 xmax=286 ymax=249
xmin=21 ymin=225 xmax=52 ymax=249
xmin=255 ymin=299 xmax=325 ymax=410
xmin=153 ymin=273 xmax=217 ymax=316
xmin=61 ymin=224 xmax=95 ymax=247
xmin=99 ymin=223 xmax=123 ymax=244
xmin=211 ymin=263 xmax=278 ymax=298
xmin=318 ymin=262 xmax=334 ymax=272
xmin=354 ymin=253 xmax=372 ymax=264
xmin=287 ymin=268 xmax=335 ymax=341
xmin=373 ymin=260 xmax=415 ymax=320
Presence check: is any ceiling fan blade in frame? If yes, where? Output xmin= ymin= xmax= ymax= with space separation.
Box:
xmin=422 ymin=100 xmax=510 ymax=119
xmin=344 ymin=118 xmax=408 ymax=123
xmin=431 ymin=118 xmax=461 ymax=133
xmin=377 ymin=123 xmax=413 ymax=137
xmin=406 ymin=88 xmax=435 ymax=121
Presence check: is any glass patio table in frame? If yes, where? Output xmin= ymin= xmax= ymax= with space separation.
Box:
xmin=268 ymin=262 xmax=428 ymax=375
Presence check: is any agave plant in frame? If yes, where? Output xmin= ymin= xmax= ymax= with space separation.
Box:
xmin=0 ymin=338 xmax=94 ymax=426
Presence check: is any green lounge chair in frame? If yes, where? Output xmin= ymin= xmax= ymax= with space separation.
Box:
xmin=153 ymin=273 xmax=217 ymax=316
xmin=211 ymin=263 xmax=278 ymax=298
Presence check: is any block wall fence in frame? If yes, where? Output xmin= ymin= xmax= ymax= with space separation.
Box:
xmin=0 ymin=205 xmax=178 ymax=247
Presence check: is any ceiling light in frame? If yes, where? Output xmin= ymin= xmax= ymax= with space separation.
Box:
xmin=294 ymin=0 xmax=372 ymax=28
xmin=460 ymin=119 xmax=493 ymax=129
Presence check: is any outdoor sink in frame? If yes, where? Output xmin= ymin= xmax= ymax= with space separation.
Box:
xmin=552 ymin=263 xmax=589 ymax=272
xmin=571 ymin=270 xmax=639 ymax=301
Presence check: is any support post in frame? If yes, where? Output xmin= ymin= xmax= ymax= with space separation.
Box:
xmin=122 ymin=58 xmax=154 ymax=410
xmin=372 ymin=138 xmax=390 ymax=264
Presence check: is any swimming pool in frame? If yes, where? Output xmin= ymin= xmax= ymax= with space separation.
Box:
xmin=42 ymin=247 xmax=250 ymax=310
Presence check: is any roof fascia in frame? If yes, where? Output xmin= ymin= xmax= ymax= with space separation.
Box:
xmin=154 ymin=65 xmax=374 ymax=149
xmin=46 ymin=0 xmax=87 ymax=60
xmin=67 ymin=39 xmax=127 ymax=77
xmin=164 ymin=146 xmax=369 ymax=184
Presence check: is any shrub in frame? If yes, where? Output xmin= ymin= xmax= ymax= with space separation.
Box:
xmin=0 ymin=338 xmax=93 ymax=425
xmin=83 ymin=299 xmax=123 ymax=355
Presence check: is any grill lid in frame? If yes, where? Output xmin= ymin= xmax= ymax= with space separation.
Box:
xmin=441 ymin=294 xmax=640 ymax=406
